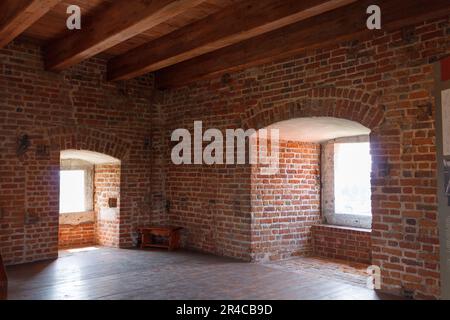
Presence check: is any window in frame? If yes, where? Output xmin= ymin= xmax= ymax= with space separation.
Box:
xmin=59 ymin=170 xmax=85 ymax=213
xmin=322 ymin=135 xmax=372 ymax=229
xmin=334 ymin=142 xmax=372 ymax=216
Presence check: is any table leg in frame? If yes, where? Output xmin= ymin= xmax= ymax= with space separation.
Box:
xmin=169 ymin=231 xmax=180 ymax=251
xmin=140 ymin=232 xmax=148 ymax=249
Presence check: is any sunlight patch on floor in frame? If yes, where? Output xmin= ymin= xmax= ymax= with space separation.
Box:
xmin=66 ymin=247 xmax=99 ymax=253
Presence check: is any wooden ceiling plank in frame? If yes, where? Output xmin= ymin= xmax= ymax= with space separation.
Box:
xmin=45 ymin=0 xmax=207 ymax=71
xmin=108 ymin=0 xmax=356 ymax=81
xmin=156 ymin=0 xmax=450 ymax=88
xmin=0 ymin=0 xmax=61 ymax=48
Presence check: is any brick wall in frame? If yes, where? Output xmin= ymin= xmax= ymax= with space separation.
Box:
xmin=95 ymin=164 xmax=121 ymax=247
xmin=0 ymin=38 xmax=164 ymax=265
xmin=251 ymin=140 xmax=321 ymax=261
xmin=166 ymin=141 xmax=251 ymax=260
xmin=58 ymin=222 xmax=96 ymax=249
xmin=161 ymin=16 xmax=450 ymax=298
xmin=312 ymin=224 xmax=372 ymax=264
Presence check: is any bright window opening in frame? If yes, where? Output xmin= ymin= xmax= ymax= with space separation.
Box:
xmin=59 ymin=170 xmax=85 ymax=213
xmin=334 ymin=142 xmax=372 ymax=216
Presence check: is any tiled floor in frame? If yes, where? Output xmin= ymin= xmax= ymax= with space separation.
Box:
xmin=5 ymin=247 xmax=401 ymax=300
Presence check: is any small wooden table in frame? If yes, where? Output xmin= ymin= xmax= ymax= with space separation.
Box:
xmin=137 ymin=226 xmax=183 ymax=251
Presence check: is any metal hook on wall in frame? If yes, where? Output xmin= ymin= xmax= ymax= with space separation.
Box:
xmin=16 ymin=134 xmax=31 ymax=157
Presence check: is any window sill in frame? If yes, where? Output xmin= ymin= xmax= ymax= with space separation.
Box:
xmin=59 ymin=210 xmax=93 ymax=215
xmin=314 ymin=224 xmax=372 ymax=233
xmin=59 ymin=211 xmax=95 ymax=225
xmin=324 ymin=212 xmax=372 ymax=229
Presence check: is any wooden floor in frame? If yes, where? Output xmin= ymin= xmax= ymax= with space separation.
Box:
xmin=5 ymin=247 xmax=401 ymax=300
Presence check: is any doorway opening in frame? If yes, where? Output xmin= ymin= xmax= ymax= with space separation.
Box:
xmin=251 ymin=117 xmax=373 ymax=263
xmin=58 ymin=150 xmax=121 ymax=249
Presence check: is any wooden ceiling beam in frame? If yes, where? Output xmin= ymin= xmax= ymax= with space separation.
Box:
xmin=0 ymin=0 xmax=61 ymax=48
xmin=156 ymin=0 xmax=450 ymax=88
xmin=108 ymin=0 xmax=356 ymax=81
xmin=45 ymin=0 xmax=206 ymax=71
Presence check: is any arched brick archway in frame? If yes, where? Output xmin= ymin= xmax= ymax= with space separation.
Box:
xmin=47 ymin=126 xmax=132 ymax=249
xmin=47 ymin=127 xmax=131 ymax=160
xmin=243 ymin=88 xmax=386 ymax=263
xmin=241 ymin=88 xmax=385 ymax=132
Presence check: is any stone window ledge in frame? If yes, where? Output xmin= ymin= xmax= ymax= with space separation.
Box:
xmin=59 ymin=211 xmax=95 ymax=225
xmin=312 ymin=224 xmax=372 ymax=234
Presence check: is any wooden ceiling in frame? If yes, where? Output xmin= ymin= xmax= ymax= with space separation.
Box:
xmin=1 ymin=0 xmax=450 ymax=89
xmin=21 ymin=0 xmax=237 ymax=56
